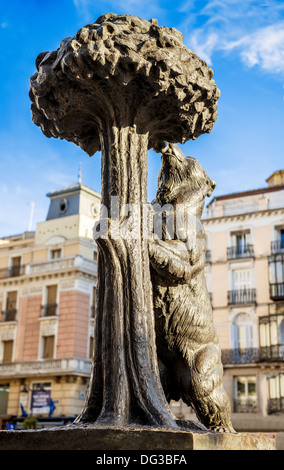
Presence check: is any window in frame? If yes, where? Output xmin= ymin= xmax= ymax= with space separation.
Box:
xmin=271 ymin=228 xmax=284 ymax=254
xmin=59 ymin=198 xmax=68 ymax=213
xmin=41 ymin=335 xmax=55 ymax=359
xmin=89 ymin=336 xmax=94 ymax=360
xmin=50 ymin=249 xmax=61 ymax=260
xmin=2 ymin=340 xmax=14 ymax=363
xmin=227 ymin=231 xmax=253 ymax=260
xmin=10 ymin=256 xmax=21 ymax=277
xmin=231 ymin=313 xmax=253 ymax=353
xmin=268 ymin=254 xmax=284 ymax=300
xmin=234 ymin=376 xmax=257 ymax=412
xmin=267 ymin=373 xmax=284 ymax=414
xmin=233 ymin=269 xmax=251 ymax=290
xmin=236 ymin=233 xmax=247 ymax=255
xmin=42 ymin=285 xmax=57 ymax=316
xmin=3 ymin=291 xmax=17 ymax=321
xmin=281 ymin=229 xmax=284 ymax=249
xmin=91 ymin=286 xmax=96 ymax=318
xmin=229 ymin=269 xmax=255 ymax=304
xmin=259 ymin=313 xmax=284 ymax=360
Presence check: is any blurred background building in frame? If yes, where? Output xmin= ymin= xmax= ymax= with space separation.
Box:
xmin=0 ymin=179 xmax=100 ymax=429
xmin=0 ymin=169 xmax=283 ymax=446
xmin=174 ymin=169 xmax=284 ymax=447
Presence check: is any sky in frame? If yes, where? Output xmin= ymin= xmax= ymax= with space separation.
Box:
xmin=0 ymin=0 xmax=284 ymax=237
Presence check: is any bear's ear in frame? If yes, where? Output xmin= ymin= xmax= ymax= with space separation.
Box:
xmin=207 ymin=179 xmax=216 ymax=197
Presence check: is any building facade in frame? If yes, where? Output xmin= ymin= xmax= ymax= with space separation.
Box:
xmin=0 ymin=181 xmax=100 ymax=428
xmin=0 ymin=170 xmax=283 ymax=436
xmin=174 ymin=170 xmax=284 ymax=435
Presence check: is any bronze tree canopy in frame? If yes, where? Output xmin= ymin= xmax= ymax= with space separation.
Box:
xmin=29 ymin=13 xmax=220 ymax=156
xmin=29 ymin=14 xmax=224 ymax=430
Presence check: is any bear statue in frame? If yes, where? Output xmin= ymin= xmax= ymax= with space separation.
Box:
xmin=149 ymin=142 xmax=234 ymax=432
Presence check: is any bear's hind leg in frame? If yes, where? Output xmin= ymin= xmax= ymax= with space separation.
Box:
xmin=180 ymin=344 xmax=235 ymax=433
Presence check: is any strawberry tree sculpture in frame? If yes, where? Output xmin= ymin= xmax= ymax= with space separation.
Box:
xmin=29 ymin=13 xmax=220 ymax=429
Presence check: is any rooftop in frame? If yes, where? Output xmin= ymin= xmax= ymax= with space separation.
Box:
xmin=207 ymin=170 xmax=284 ymax=208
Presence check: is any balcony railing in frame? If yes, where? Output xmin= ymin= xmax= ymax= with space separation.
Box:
xmin=0 ymin=265 xmax=25 ymax=280
xmin=0 ymin=357 xmax=92 ymax=379
xmin=233 ymin=398 xmax=257 ymax=413
xmin=221 ymin=348 xmax=259 ymax=365
xmin=270 ymin=283 xmax=284 ymax=300
xmin=227 ymin=244 xmax=254 ymax=260
xmin=222 ymin=346 xmax=284 ymax=364
xmin=27 ymin=255 xmax=97 ymax=276
xmin=271 ymin=240 xmax=284 ymax=254
xmin=41 ymin=304 xmax=57 ymax=317
xmin=267 ymin=398 xmax=284 ymax=414
xmin=259 ymin=345 xmax=284 ymax=361
xmin=1 ymin=309 xmax=17 ymax=322
xmin=227 ymin=288 xmax=256 ymax=305
xmin=0 ymin=256 xmax=97 ymax=281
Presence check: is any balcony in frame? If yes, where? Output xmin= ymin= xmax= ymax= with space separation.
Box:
xmin=271 ymin=240 xmax=284 ymax=255
xmin=222 ymin=345 xmax=284 ymax=364
xmin=233 ymin=398 xmax=257 ymax=413
xmin=0 ymin=357 xmax=92 ymax=379
xmin=0 ymin=265 xmax=25 ymax=280
xmin=1 ymin=309 xmax=17 ymax=322
xmin=41 ymin=304 xmax=57 ymax=317
xmin=221 ymin=348 xmax=259 ymax=365
xmin=259 ymin=312 xmax=284 ymax=361
xmin=27 ymin=255 xmax=97 ymax=276
xmin=267 ymin=398 xmax=284 ymax=414
xmin=227 ymin=288 xmax=256 ymax=305
xmin=270 ymin=283 xmax=284 ymax=300
xmin=259 ymin=345 xmax=284 ymax=361
xmin=227 ymin=244 xmax=254 ymax=260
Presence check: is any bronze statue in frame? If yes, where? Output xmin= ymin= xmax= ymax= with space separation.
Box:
xmin=150 ymin=142 xmax=234 ymax=432
xmin=29 ymin=13 xmax=233 ymax=432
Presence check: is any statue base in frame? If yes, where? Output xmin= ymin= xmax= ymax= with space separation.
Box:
xmin=0 ymin=424 xmax=275 ymax=450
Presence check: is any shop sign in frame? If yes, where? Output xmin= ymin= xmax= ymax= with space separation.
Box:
xmin=31 ymin=389 xmax=51 ymax=415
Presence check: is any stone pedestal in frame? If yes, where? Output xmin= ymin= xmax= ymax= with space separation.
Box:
xmin=0 ymin=426 xmax=275 ymax=450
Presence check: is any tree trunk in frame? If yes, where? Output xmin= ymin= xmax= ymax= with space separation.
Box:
xmin=75 ymin=125 xmax=177 ymax=428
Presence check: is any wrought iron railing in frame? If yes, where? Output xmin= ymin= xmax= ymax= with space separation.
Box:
xmin=41 ymin=304 xmax=58 ymax=317
xmin=270 ymin=283 xmax=284 ymax=300
xmin=1 ymin=309 xmax=17 ymax=322
xmin=267 ymin=398 xmax=284 ymax=414
xmin=227 ymin=288 xmax=256 ymax=305
xmin=222 ymin=346 xmax=284 ymax=364
xmin=271 ymin=240 xmax=284 ymax=254
xmin=227 ymin=244 xmax=254 ymax=260
xmin=259 ymin=345 xmax=284 ymax=361
xmin=221 ymin=348 xmax=259 ymax=365
xmin=0 ymin=265 xmax=25 ymax=279
xmin=233 ymin=398 xmax=257 ymax=413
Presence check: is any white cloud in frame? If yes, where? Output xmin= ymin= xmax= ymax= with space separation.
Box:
xmin=237 ymin=22 xmax=284 ymax=74
xmin=181 ymin=0 xmax=284 ymax=75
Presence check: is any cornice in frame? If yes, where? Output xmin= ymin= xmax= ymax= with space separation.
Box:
xmin=202 ymin=207 xmax=284 ymax=225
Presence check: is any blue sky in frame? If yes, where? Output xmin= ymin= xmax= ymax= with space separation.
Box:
xmin=0 ymin=0 xmax=284 ymax=237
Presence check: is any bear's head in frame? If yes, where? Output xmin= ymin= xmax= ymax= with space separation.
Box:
xmin=154 ymin=143 xmax=216 ymax=213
